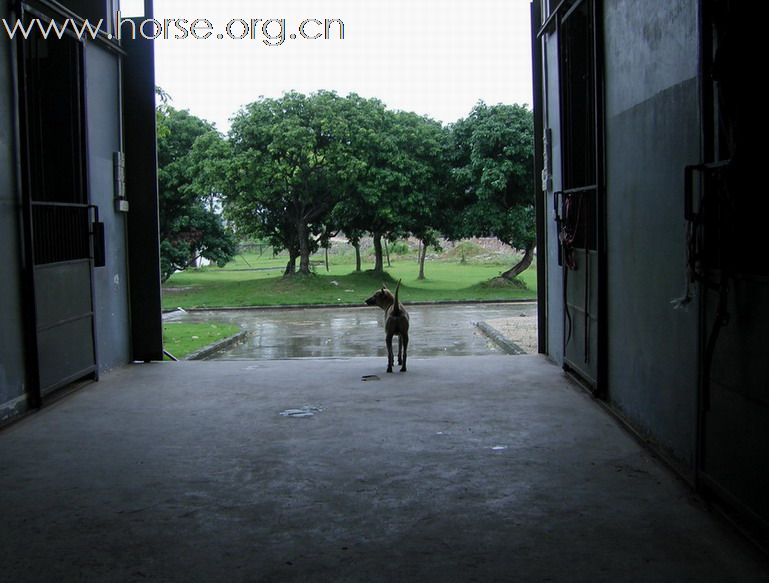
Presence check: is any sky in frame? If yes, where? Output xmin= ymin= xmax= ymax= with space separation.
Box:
xmin=133 ymin=0 xmax=533 ymax=132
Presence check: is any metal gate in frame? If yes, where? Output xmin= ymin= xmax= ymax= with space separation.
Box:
xmin=30 ymin=203 xmax=98 ymax=395
xmin=554 ymin=0 xmax=604 ymax=393
xmin=18 ymin=6 xmax=98 ymax=399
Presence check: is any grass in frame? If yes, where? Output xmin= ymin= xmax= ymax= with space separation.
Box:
xmin=163 ymin=249 xmax=537 ymax=309
xmin=163 ymin=322 xmax=241 ymax=359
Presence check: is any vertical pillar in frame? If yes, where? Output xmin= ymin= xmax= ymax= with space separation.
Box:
xmin=122 ymin=1 xmax=163 ymax=361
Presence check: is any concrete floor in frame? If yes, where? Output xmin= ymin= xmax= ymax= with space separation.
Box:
xmin=1 ymin=355 xmax=767 ymax=582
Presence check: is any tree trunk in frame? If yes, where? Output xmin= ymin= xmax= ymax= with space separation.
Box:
xmin=298 ymin=223 xmax=311 ymax=275
xmin=325 ymin=245 xmax=330 ymax=272
xmin=284 ymin=249 xmax=297 ymax=276
xmin=417 ymin=239 xmax=427 ymax=280
xmin=353 ymin=241 xmax=362 ymax=272
xmin=372 ymin=232 xmax=384 ymax=273
xmin=500 ymin=245 xmax=534 ymax=280
xmin=384 ymin=239 xmax=391 ymax=267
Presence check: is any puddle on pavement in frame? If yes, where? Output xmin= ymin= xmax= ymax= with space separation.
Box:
xmin=164 ymin=303 xmax=536 ymax=360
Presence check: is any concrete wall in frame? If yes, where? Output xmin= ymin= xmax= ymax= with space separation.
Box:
xmin=84 ymin=43 xmax=131 ymax=373
xmin=603 ymin=0 xmax=701 ymax=466
xmin=541 ymin=31 xmax=564 ymax=365
xmin=0 ymin=0 xmax=28 ymax=422
xmin=1 ymin=0 xmax=133 ymax=422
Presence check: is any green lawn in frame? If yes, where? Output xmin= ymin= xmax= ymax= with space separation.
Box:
xmin=163 ymin=254 xmax=537 ymax=309
xmin=163 ymin=322 xmax=241 ymax=359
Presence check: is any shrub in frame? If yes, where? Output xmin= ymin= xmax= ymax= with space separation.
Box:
xmin=388 ymin=240 xmax=411 ymax=255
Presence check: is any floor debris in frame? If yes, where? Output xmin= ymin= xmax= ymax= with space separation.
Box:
xmin=280 ymin=406 xmax=323 ymax=418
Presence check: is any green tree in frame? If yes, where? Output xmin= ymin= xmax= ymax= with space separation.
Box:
xmin=389 ymin=111 xmax=451 ymax=279
xmin=156 ymin=105 xmax=236 ymax=282
xmin=344 ymin=228 xmax=366 ymax=272
xmin=329 ymin=95 xmax=400 ymax=274
xmin=449 ymin=102 xmax=535 ymax=280
xmin=331 ymin=99 xmax=450 ymax=276
xmin=227 ymin=91 xmax=353 ymax=275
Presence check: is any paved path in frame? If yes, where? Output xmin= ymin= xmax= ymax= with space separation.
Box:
xmin=485 ymin=313 xmax=539 ymax=353
xmin=165 ymin=303 xmax=538 ymax=359
xmin=166 ymin=303 xmax=536 ymax=360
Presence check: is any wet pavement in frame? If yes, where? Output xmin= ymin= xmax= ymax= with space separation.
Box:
xmin=163 ymin=302 xmax=538 ymax=359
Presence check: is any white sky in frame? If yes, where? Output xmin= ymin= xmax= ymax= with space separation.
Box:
xmin=140 ymin=0 xmax=533 ymax=132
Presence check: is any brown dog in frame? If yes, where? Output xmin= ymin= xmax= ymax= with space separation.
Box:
xmin=364 ymin=279 xmax=409 ymax=373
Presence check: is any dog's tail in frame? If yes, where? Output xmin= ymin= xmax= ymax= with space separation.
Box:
xmin=392 ymin=279 xmax=403 ymax=316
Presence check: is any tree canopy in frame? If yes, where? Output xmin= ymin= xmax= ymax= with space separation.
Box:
xmin=448 ymin=102 xmax=535 ymax=279
xmin=331 ymin=97 xmax=451 ymax=274
xmin=156 ymin=104 xmax=236 ymax=282
xmin=227 ymin=91 xmax=356 ymax=275
xmin=158 ymin=91 xmax=535 ymax=282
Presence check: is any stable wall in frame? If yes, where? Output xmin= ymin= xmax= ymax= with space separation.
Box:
xmin=1 ymin=0 xmax=136 ymax=423
xmin=541 ymin=30 xmax=564 ymax=365
xmin=0 ymin=0 xmax=28 ymax=422
xmin=85 ymin=42 xmax=132 ymax=373
xmin=603 ymin=0 xmax=701 ymax=467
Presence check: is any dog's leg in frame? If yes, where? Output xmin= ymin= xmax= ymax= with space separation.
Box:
xmin=397 ymin=335 xmax=403 ymax=366
xmin=386 ymin=333 xmax=394 ymax=373
xmin=400 ymin=334 xmax=408 ymax=372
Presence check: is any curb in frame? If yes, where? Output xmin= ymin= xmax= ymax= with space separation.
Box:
xmin=474 ymin=321 xmax=527 ymax=355
xmin=185 ymin=330 xmax=248 ymax=361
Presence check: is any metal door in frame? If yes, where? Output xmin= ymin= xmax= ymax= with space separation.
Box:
xmin=29 ymin=203 xmax=97 ymax=395
xmin=18 ymin=13 xmax=98 ymax=397
xmin=555 ymin=0 xmax=603 ymax=392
